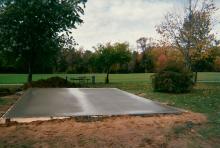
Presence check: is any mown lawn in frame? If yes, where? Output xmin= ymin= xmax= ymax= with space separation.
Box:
xmin=0 ymin=72 xmax=219 ymax=84
xmin=0 ymin=73 xmax=152 ymax=84
xmin=0 ymin=97 xmax=16 ymax=106
xmin=0 ymin=96 xmax=18 ymax=117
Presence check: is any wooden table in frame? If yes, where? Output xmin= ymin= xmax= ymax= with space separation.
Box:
xmin=71 ymin=77 xmax=91 ymax=84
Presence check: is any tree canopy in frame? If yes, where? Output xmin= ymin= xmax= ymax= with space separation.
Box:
xmin=95 ymin=42 xmax=131 ymax=84
xmin=0 ymin=0 xmax=86 ymax=82
xmin=157 ymin=0 xmax=217 ymax=69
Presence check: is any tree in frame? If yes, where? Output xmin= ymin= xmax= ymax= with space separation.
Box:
xmin=156 ymin=54 xmax=168 ymax=71
xmin=83 ymin=50 xmax=95 ymax=73
xmin=140 ymin=51 xmax=154 ymax=72
xmin=192 ymin=47 xmax=217 ymax=72
xmin=214 ymin=56 xmax=220 ymax=72
xmin=54 ymin=48 xmax=70 ymax=73
xmin=136 ymin=37 xmax=155 ymax=52
xmin=136 ymin=37 xmax=156 ymax=72
xmin=156 ymin=0 xmax=217 ymax=82
xmin=95 ymin=42 xmax=131 ymax=84
xmin=0 ymin=0 xmax=86 ymax=83
xmin=128 ymin=51 xmax=144 ymax=73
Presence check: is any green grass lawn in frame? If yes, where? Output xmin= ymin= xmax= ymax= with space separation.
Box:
xmin=0 ymin=97 xmax=16 ymax=106
xmin=0 ymin=72 xmax=219 ymax=84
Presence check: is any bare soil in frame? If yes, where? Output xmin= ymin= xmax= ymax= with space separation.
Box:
xmin=0 ymin=112 xmax=207 ymax=148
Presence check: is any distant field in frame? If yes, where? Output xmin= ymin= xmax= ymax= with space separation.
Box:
xmin=0 ymin=72 xmax=219 ymax=84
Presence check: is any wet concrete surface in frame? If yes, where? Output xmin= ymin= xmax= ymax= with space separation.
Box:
xmin=3 ymin=88 xmax=182 ymax=118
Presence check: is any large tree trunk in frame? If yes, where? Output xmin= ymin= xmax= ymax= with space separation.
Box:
xmin=105 ymin=69 xmax=110 ymax=84
xmin=27 ymin=62 xmax=32 ymax=84
xmin=185 ymin=50 xmax=192 ymax=71
xmin=194 ymin=71 xmax=198 ymax=83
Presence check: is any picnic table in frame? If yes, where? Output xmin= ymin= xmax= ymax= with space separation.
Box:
xmin=70 ymin=76 xmax=95 ymax=84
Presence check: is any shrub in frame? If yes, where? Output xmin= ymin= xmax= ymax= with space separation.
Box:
xmin=214 ymin=57 xmax=220 ymax=72
xmin=152 ymin=63 xmax=194 ymax=93
xmin=23 ymin=77 xmax=78 ymax=89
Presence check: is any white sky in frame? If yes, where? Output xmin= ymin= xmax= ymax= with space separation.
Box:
xmin=72 ymin=0 xmax=220 ymax=50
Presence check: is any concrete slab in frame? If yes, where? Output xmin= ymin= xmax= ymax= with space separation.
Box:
xmin=3 ymin=88 xmax=182 ymax=119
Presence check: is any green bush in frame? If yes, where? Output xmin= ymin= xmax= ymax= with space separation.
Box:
xmin=23 ymin=77 xmax=79 ymax=89
xmin=152 ymin=63 xmax=194 ymax=93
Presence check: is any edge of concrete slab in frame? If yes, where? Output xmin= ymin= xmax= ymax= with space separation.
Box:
xmin=0 ymin=117 xmax=69 ymax=124
xmin=0 ymin=111 xmax=188 ymax=124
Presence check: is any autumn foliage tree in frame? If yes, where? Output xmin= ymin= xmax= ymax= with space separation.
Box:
xmin=157 ymin=0 xmax=218 ymax=82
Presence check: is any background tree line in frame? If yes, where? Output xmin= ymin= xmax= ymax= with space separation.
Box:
xmin=1 ymin=39 xmax=219 ymax=74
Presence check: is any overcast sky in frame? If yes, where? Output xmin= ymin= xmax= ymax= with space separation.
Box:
xmin=72 ymin=0 xmax=220 ymax=50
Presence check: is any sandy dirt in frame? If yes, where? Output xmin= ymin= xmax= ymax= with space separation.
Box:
xmin=0 ymin=112 xmax=207 ymax=148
